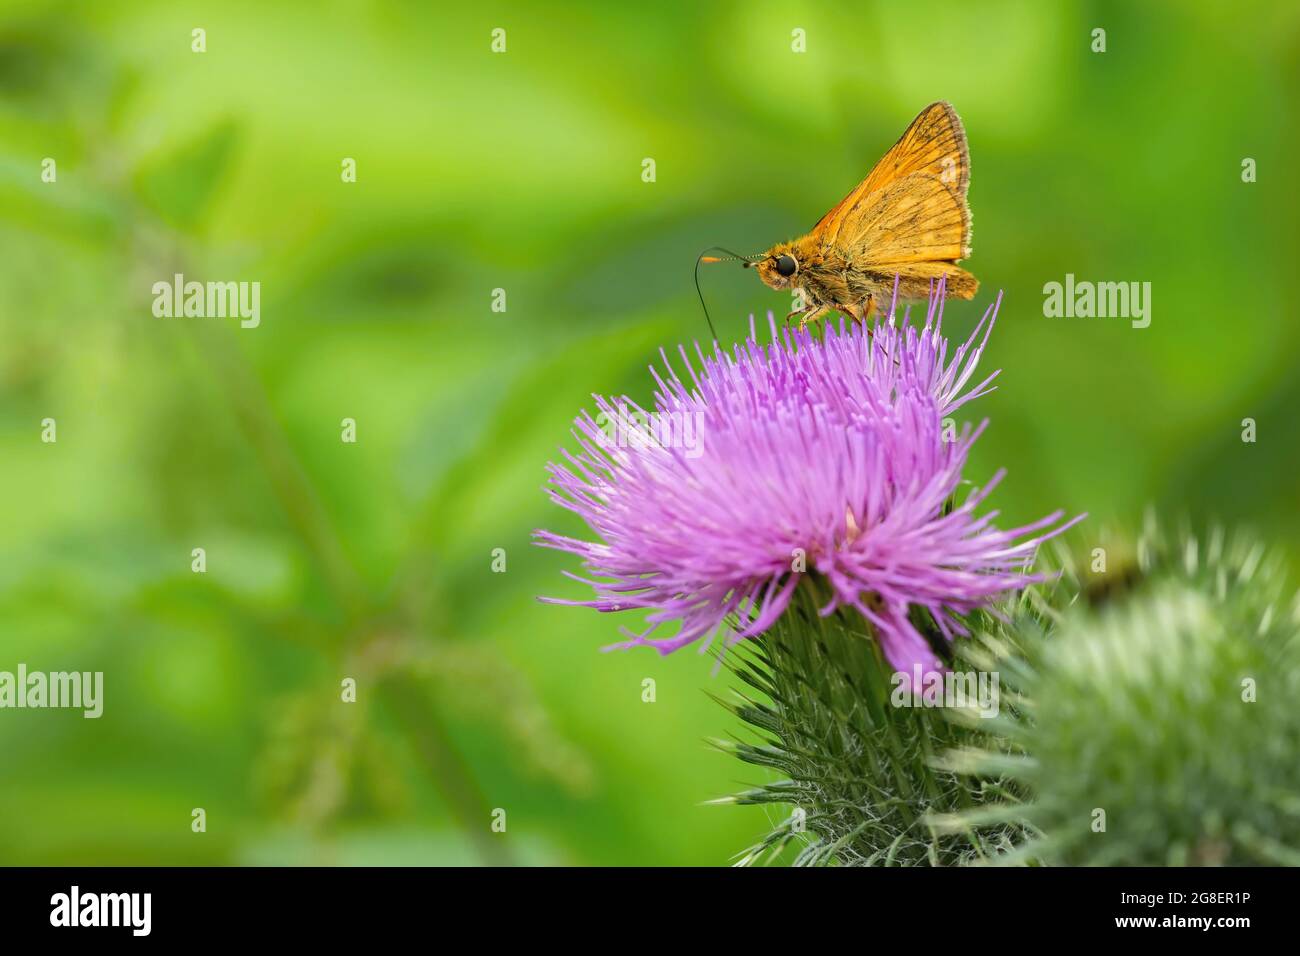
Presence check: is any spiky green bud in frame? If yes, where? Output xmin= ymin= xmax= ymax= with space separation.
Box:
xmin=945 ymin=523 xmax=1300 ymax=866
xmin=720 ymin=581 xmax=1028 ymax=866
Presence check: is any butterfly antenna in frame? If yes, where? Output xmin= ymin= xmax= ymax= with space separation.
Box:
xmin=694 ymin=246 xmax=760 ymax=344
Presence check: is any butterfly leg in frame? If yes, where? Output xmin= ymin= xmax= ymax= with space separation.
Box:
xmin=832 ymin=298 xmax=877 ymax=336
xmin=797 ymin=305 xmax=830 ymax=330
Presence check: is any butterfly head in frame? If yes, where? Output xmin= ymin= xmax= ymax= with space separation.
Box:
xmin=752 ymin=243 xmax=800 ymax=291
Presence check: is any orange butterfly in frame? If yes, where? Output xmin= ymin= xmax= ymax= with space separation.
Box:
xmin=702 ymin=101 xmax=977 ymax=329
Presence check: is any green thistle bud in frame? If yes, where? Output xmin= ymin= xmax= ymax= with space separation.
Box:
xmin=944 ymin=521 xmax=1300 ymax=866
xmin=719 ymin=581 xmax=1029 ymax=866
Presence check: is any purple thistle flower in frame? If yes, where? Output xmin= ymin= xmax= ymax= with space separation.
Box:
xmin=535 ymin=284 xmax=1082 ymax=678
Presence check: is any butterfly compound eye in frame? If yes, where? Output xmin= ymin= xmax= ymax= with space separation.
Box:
xmin=775 ymin=254 xmax=798 ymax=277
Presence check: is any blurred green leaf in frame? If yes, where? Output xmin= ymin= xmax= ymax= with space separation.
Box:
xmin=133 ymin=119 xmax=240 ymax=231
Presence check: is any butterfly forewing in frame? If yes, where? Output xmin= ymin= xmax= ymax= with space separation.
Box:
xmin=811 ymin=101 xmax=970 ymax=246
xmin=847 ymin=172 xmax=970 ymax=264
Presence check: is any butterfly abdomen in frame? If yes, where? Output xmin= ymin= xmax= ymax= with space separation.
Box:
xmin=858 ymin=263 xmax=978 ymax=302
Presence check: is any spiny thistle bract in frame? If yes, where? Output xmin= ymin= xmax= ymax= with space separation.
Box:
xmin=715 ymin=581 xmax=1030 ymax=866
xmin=941 ymin=521 xmax=1300 ymax=866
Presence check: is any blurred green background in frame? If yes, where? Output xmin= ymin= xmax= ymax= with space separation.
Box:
xmin=1 ymin=0 xmax=1297 ymax=865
